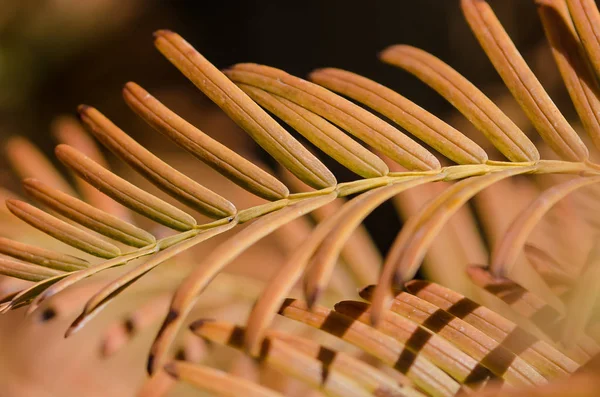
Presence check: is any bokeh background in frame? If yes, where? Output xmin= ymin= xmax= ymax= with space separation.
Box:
xmin=0 ymin=1 xmax=572 ymax=396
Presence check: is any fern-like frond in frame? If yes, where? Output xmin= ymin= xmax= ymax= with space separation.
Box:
xmin=2 ymin=1 xmax=600 ymax=396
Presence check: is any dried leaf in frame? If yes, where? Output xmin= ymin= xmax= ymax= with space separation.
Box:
xmin=404 ymin=280 xmax=579 ymax=377
xmin=561 ymin=240 xmax=600 ymax=347
xmin=524 ymin=244 xmax=576 ymax=288
xmin=3 ymin=274 xmax=70 ymax=313
xmin=239 ymin=84 xmax=389 ymax=178
xmin=153 ymin=30 xmax=336 ymax=189
xmin=55 ymin=144 xmax=197 ymax=231
xmin=225 ymin=63 xmax=440 ymax=171
xmin=334 ymin=300 xmax=505 ymax=386
xmin=149 ymin=193 xmax=336 ymax=375
xmin=269 ymin=330 xmax=420 ymax=397
xmin=383 ymin=157 xmax=488 ymax=291
xmin=67 ymin=222 xmax=237 ymax=336
xmin=277 ymin=299 xmax=460 ymax=397
xmin=283 ymin=171 xmax=383 ymax=289
xmin=191 ymin=321 xmax=373 ymax=397
xmin=4 ymin=137 xmax=77 ymax=196
xmin=23 ymin=178 xmax=155 ymax=248
xmin=27 ymin=247 xmax=156 ymax=315
xmin=466 ymin=266 xmax=600 ymax=364
xmin=31 ymin=280 xmax=106 ymax=324
xmin=164 ymin=360 xmax=284 ymax=397
xmin=467 ymin=266 xmax=566 ymax=329
xmin=395 ymin=166 xmax=529 ymax=282
xmin=123 ymin=82 xmax=289 ymax=200
xmin=359 ymin=286 xmax=548 ymax=386
xmin=52 ymin=115 xmax=133 ymax=221
xmin=0 ymin=256 xmax=63 ymax=282
xmin=379 ymin=45 xmax=539 ymax=162
xmin=370 ymin=166 xmax=533 ymax=326
xmin=471 ymin=372 xmax=600 ymax=397
xmin=0 ymin=236 xmax=88 ymax=272
xmin=6 ymin=199 xmax=121 ymax=259
xmin=538 ymin=0 xmax=600 ymax=151
xmin=462 ymin=0 xmax=588 ymax=161
xmin=310 ymin=68 xmax=488 ymax=165
xmin=566 ymin=0 xmax=600 ymax=79
xmin=243 ymin=195 xmax=352 ymax=355
xmin=490 ymin=176 xmax=600 ymax=277
xmin=303 ymin=175 xmax=443 ymax=308
xmin=78 ymin=105 xmax=236 ymax=218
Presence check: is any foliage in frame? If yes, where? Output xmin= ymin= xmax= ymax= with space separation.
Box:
xmin=2 ymin=0 xmax=600 ymax=396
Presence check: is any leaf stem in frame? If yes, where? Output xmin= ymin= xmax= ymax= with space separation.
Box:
xmin=12 ymin=159 xmax=600 ymax=310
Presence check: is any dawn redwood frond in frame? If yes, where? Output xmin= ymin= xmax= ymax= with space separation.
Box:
xmin=23 ymin=178 xmax=155 ymax=248
xmin=226 ymin=63 xmax=441 ymax=171
xmin=6 ymin=199 xmax=121 ymax=259
xmin=3 ymin=5 xmax=600 ymax=395
xmin=379 ymin=45 xmax=539 ymax=163
xmin=123 ymin=82 xmax=290 ymax=201
xmin=78 ymin=105 xmax=236 ymax=218
xmin=462 ymin=0 xmax=588 ymax=161
xmin=310 ymin=68 xmax=488 ymax=165
xmin=0 ymin=236 xmax=88 ymax=272
xmin=153 ymin=30 xmax=336 ymax=190
xmin=239 ymin=83 xmax=389 ymax=178
xmin=55 ymin=144 xmax=197 ymax=231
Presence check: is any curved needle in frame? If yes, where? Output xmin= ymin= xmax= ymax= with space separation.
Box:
xmin=148 ymin=193 xmax=336 ymax=375
xmin=56 ymin=144 xmax=197 ymax=232
xmin=370 ymin=166 xmax=533 ymax=326
xmin=379 ymin=45 xmax=539 ymax=163
xmin=78 ymin=105 xmax=236 ymax=218
xmin=462 ymin=0 xmax=588 ymax=161
xmin=153 ymin=30 xmax=335 ymax=189
xmin=490 ymin=176 xmax=600 ymax=277
xmin=303 ymin=174 xmax=443 ymax=308
xmin=310 ymin=68 xmax=488 ymax=165
xmin=6 ymin=199 xmax=121 ymax=259
xmin=66 ymin=222 xmax=237 ymax=336
xmin=225 ymin=63 xmax=440 ymax=171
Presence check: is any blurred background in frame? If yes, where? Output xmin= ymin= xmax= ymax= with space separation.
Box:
xmin=0 ymin=0 xmax=577 ymax=396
